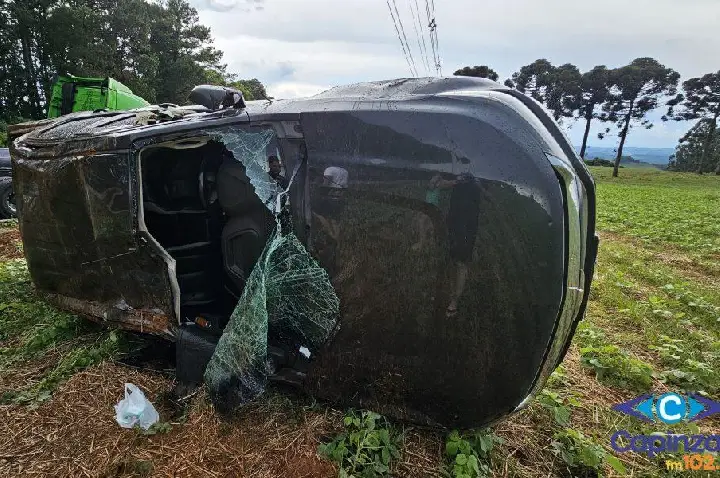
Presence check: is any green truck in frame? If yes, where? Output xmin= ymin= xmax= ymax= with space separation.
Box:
xmin=47 ymin=75 xmax=150 ymax=118
xmin=0 ymin=75 xmax=149 ymax=218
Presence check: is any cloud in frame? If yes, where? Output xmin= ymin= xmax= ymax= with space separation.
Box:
xmin=267 ymin=81 xmax=329 ymax=99
xmin=192 ymin=0 xmax=720 ymax=146
xmin=213 ymin=35 xmax=410 ymax=85
xmin=190 ymin=0 xmax=263 ymax=13
xmin=198 ymin=0 xmax=719 ymax=81
xmin=273 ymin=61 xmax=295 ymax=80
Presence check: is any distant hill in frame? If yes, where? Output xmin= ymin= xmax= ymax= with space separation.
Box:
xmin=578 ymin=146 xmax=674 ymax=166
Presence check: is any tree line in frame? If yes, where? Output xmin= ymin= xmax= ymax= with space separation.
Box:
xmin=0 ymin=0 xmax=266 ymax=145
xmin=454 ymin=61 xmax=720 ymax=176
xmin=1 ymin=0 xmax=717 ymax=176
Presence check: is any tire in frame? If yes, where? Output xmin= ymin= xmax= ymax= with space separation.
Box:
xmin=0 ymin=177 xmax=16 ymax=219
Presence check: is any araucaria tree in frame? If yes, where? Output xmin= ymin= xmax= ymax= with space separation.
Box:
xmin=665 ymin=71 xmax=720 ymax=174
xmin=453 ymin=65 xmax=499 ymax=81
xmin=669 ymin=121 xmax=720 ymax=173
xmin=603 ymin=58 xmax=680 ymax=177
xmin=576 ymin=66 xmax=612 ymax=159
xmin=505 ymin=59 xmax=581 ymax=122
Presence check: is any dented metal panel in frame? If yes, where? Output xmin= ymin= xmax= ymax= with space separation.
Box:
xmin=10 ymin=107 xmax=253 ymax=340
xmin=12 ymin=150 xmax=176 ymax=338
xmin=45 ymin=293 xmax=174 ymax=339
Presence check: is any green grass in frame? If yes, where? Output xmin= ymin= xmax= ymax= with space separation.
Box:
xmin=587 ymin=168 xmax=720 ymax=398
xmin=531 ymin=167 xmax=720 ymax=476
xmin=592 ymin=167 xmax=720 ymax=257
xmin=0 ymin=258 xmax=132 ymax=405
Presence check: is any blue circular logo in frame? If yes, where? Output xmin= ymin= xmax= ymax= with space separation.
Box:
xmin=656 ymin=393 xmax=686 ymax=424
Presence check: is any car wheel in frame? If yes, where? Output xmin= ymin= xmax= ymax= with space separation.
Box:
xmin=0 ymin=177 xmax=16 ymax=219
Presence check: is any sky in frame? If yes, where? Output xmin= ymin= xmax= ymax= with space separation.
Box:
xmin=189 ymin=0 xmax=719 ymax=149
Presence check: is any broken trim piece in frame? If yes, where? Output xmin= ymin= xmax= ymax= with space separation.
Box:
xmin=136 ymin=142 xmax=188 ymax=325
xmin=45 ymin=293 xmax=175 ymax=340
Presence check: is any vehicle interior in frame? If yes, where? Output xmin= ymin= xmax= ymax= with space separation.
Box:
xmin=138 ymin=129 xmax=311 ymax=386
xmin=139 ymin=136 xmax=275 ymax=331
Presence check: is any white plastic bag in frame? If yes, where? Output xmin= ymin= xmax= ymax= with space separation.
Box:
xmin=114 ymin=383 xmax=159 ymax=430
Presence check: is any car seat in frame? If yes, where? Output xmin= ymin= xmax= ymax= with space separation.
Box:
xmin=217 ymin=155 xmax=274 ymax=295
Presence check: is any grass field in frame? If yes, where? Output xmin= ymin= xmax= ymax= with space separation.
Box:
xmin=0 ymin=167 xmax=718 ymax=477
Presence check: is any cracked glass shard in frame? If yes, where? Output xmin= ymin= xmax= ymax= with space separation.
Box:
xmin=205 ymin=128 xmax=280 ymax=211
xmin=203 ymin=128 xmax=340 ymax=413
xmin=205 ymin=227 xmax=340 ymax=412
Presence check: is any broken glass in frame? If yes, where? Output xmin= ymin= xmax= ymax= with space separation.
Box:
xmin=207 ymin=128 xmax=279 ymax=211
xmin=205 ymin=226 xmax=340 ymax=412
xmin=204 ymin=127 xmax=340 ymax=413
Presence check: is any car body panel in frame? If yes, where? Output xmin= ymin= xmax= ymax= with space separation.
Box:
xmin=11 ymin=150 xmax=177 ymax=337
xmin=247 ymin=80 xmax=569 ymax=426
xmin=10 ymin=109 xmax=247 ymax=336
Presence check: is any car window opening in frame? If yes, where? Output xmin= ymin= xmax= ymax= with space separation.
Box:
xmin=138 ymin=127 xmax=340 ymax=413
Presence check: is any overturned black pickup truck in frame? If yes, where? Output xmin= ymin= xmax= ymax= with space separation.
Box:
xmin=9 ymin=77 xmax=597 ymax=428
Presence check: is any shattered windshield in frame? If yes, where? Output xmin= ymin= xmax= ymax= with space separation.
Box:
xmin=204 ymin=227 xmax=340 ymax=412
xmin=206 ymin=127 xmax=279 ymax=211
xmin=202 ymin=126 xmax=340 ymax=412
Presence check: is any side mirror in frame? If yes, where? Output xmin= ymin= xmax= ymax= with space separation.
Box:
xmin=190 ymin=85 xmax=246 ymax=111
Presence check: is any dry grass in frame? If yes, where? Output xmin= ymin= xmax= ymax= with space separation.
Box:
xmin=0 ymin=345 xmax=71 ymax=395
xmin=0 ymin=226 xmax=22 ymax=261
xmin=0 ymin=350 xmax=661 ymax=478
xmin=0 ymin=362 xmax=343 ymax=477
xmin=4 ymin=356 xmax=587 ymax=478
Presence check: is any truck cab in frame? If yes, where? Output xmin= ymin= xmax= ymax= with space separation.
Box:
xmin=47 ymin=75 xmax=150 ymax=119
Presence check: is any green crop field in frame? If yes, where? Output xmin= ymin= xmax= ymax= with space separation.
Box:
xmin=0 ymin=167 xmax=718 ymax=477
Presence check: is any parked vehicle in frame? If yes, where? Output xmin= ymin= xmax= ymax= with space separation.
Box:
xmin=0 ymin=148 xmax=13 ymax=219
xmin=48 ymin=75 xmax=150 ymax=118
xmin=47 ymin=74 xmax=150 ymax=119
xmin=9 ymin=77 xmax=597 ymax=428
xmin=0 ymin=75 xmax=150 ymax=219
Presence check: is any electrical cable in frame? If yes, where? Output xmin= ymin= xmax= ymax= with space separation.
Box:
xmin=424 ymin=0 xmax=439 ymax=75
xmin=391 ymin=0 xmax=419 ymax=77
xmin=431 ymin=0 xmax=442 ymax=75
xmin=409 ymin=0 xmax=431 ymax=75
xmin=386 ymin=0 xmax=417 ymax=77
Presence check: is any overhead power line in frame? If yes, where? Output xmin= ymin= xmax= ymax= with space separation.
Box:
xmin=409 ymin=0 xmax=431 ymax=75
xmin=424 ymin=0 xmax=439 ymax=76
xmin=391 ymin=0 xmax=419 ymax=77
xmin=386 ymin=0 xmax=417 ymax=77
xmin=431 ymin=0 xmax=442 ymax=75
